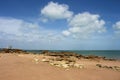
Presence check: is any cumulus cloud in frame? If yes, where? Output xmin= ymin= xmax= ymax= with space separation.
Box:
xmin=113 ymin=21 xmax=120 ymax=37
xmin=62 ymin=30 xmax=71 ymax=36
xmin=41 ymin=1 xmax=73 ymax=20
xmin=62 ymin=12 xmax=106 ymax=38
xmin=113 ymin=21 xmax=120 ymax=30
xmin=0 ymin=17 xmax=40 ymax=35
xmin=0 ymin=17 xmax=62 ymax=42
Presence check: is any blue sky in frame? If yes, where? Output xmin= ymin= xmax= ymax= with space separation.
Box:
xmin=0 ymin=0 xmax=120 ymax=50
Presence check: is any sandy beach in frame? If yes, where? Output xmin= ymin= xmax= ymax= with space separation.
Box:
xmin=0 ymin=52 xmax=120 ymax=80
xmin=0 ymin=0 xmax=120 ymax=80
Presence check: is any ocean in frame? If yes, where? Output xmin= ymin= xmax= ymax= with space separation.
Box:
xmin=26 ymin=50 xmax=120 ymax=60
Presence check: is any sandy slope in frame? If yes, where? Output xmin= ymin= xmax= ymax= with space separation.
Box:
xmin=0 ymin=53 xmax=120 ymax=80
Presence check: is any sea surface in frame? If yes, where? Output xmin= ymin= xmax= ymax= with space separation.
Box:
xmin=26 ymin=50 xmax=120 ymax=60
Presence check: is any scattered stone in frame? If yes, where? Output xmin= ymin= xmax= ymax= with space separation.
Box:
xmin=96 ymin=64 xmax=120 ymax=71
xmin=96 ymin=64 xmax=102 ymax=68
xmin=55 ymin=57 xmax=63 ymax=61
xmin=103 ymin=65 xmax=109 ymax=68
xmin=49 ymin=62 xmax=55 ymax=66
xmin=34 ymin=58 xmax=39 ymax=62
xmin=0 ymin=48 xmax=28 ymax=54
xmin=62 ymin=64 xmax=69 ymax=68
xmin=74 ymin=63 xmax=84 ymax=69
xmin=41 ymin=59 xmax=49 ymax=62
xmin=114 ymin=66 xmax=120 ymax=71
xmin=40 ymin=50 xmax=117 ymax=61
xmin=33 ymin=58 xmax=39 ymax=64
xmin=108 ymin=66 xmax=113 ymax=69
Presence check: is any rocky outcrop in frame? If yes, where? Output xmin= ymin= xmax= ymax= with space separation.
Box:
xmin=85 ymin=55 xmax=106 ymax=60
xmin=41 ymin=50 xmax=83 ymax=58
xmin=41 ymin=50 xmax=116 ymax=61
xmin=96 ymin=64 xmax=120 ymax=71
xmin=0 ymin=48 xmax=28 ymax=54
xmin=40 ymin=50 xmax=117 ymax=69
xmin=41 ymin=56 xmax=84 ymax=69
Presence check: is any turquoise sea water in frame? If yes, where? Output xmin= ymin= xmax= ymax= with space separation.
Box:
xmin=26 ymin=50 xmax=120 ymax=60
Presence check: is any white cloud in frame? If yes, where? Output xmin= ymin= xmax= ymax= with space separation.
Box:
xmin=62 ymin=12 xmax=106 ymax=38
xmin=113 ymin=21 xmax=120 ymax=30
xmin=0 ymin=18 xmax=22 ymax=35
xmin=0 ymin=17 xmax=40 ymax=36
xmin=113 ymin=21 xmax=120 ymax=38
xmin=62 ymin=30 xmax=71 ymax=36
xmin=0 ymin=17 xmax=62 ymax=42
xmin=41 ymin=1 xmax=73 ymax=20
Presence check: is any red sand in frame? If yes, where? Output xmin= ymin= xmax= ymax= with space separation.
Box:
xmin=0 ymin=53 xmax=120 ymax=80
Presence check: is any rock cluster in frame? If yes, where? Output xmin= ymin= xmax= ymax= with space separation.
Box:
xmin=41 ymin=50 xmax=83 ymax=58
xmin=0 ymin=48 xmax=28 ymax=54
xmin=96 ymin=64 xmax=120 ymax=71
xmin=41 ymin=50 xmax=116 ymax=61
xmin=41 ymin=57 xmax=84 ymax=69
xmin=40 ymin=50 xmax=117 ymax=69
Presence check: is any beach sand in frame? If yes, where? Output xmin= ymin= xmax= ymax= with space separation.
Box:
xmin=0 ymin=53 xmax=120 ymax=80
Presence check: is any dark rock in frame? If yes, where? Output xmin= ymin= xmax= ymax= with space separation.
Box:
xmin=40 ymin=50 xmax=116 ymax=61
xmin=108 ymin=66 xmax=113 ymax=69
xmin=96 ymin=64 xmax=102 ymax=68
xmin=0 ymin=48 xmax=28 ymax=54
xmin=114 ymin=66 xmax=120 ymax=71
xmin=55 ymin=57 xmax=64 ymax=61
xmin=102 ymin=65 xmax=109 ymax=68
xmin=85 ymin=55 xmax=106 ymax=60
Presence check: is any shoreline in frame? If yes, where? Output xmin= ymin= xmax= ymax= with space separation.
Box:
xmin=26 ymin=50 xmax=120 ymax=60
xmin=1 ymin=48 xmax=120 ymax=60
xmin=0 ymin=48 xmax=118 ymax=60
xmin=0 ymin=49 xmax=120 ymax=80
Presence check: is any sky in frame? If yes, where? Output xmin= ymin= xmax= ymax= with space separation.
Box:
xmin=0 ymin=0 xmax=120 ymax=50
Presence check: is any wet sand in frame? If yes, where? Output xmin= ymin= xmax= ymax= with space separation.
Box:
xmin=0 ymin=53 xmax=120 ymax=80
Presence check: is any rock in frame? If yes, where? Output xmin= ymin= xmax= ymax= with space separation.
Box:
xmin=55 ymin=64 xmax=61 ymax=67
xmin=34 ymin=58 xmax=39 ymax=62
xmin=74 ymin=63 xmax=84 ymax=69
xmin=107 ymin=58 xmax=116 ymax=61
xmin=55 ymin=57 xmax=63 ymax=61
xmin=103 ymin=66 xmax=113 ymax=69
xmin=49 ymin=60 xmax=70 ymax=68
xmin=102 ymin=65 xmax=109 ymax=68
xmin=41 ymin=59 xmax=49 ymax=62
xmin=108 ymin=66 xmax=113 ymax=69
xmin=62 ymin=64 xmax=69 ymax=68
xmin=0 ymin=48 xmax=28 ymax=54
xmin=96 ymin=64 xmax=102 ymax=68
xmin=96 ymin=64 xmax=120 ymax=71
xmin=85 ymin=55 xmax=106 ymax=60
xmin=68 ymin=62 xmax=75 ymax=67
xmin=49 ymin=62 xmax=54 ymax=66
xmin=114 ymin=66 xmax=120 ymax=71
xmin=41 ymin=50 xmax=49 ymax=54
xmin=33 ymin=58 xmax=39 ymax=64
xmin=49 ymin=61 xmax=60 ymax=66
xmin=40 ymin=50 xmax=115 ymax=61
